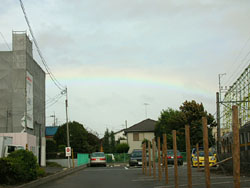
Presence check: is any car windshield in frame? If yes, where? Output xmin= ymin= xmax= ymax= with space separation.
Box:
xmin=195 ymin=151 xmax=213 ymax=156
xmin=91 ymin=152 xmax=105 ymax=157
xmin=131 ymin=151 xmax=142 ymax=157
xmin=167 ymin=150 xmax=181 ymax=156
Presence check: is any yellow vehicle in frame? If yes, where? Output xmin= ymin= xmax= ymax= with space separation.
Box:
xmin=192 ymin=151 xmax=216 ymax=167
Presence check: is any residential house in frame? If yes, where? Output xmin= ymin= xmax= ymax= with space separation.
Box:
xmin=114 ymin=129 xmax=127 ymax=144
xmin=124 ymin=119 xmax=157 ymax=153
xmin=45 ymin=126 xmax=59 ymax=141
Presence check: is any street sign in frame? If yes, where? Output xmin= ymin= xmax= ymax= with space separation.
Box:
xmin=65 ymin=147 xmax=71 ymax=157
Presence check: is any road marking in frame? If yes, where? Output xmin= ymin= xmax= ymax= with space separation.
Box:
xmin=124 ymin=167 xmax=128 ymax=170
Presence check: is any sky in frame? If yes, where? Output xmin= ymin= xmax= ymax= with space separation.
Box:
xmin=1 ymin=0 xmax=250 ymax=137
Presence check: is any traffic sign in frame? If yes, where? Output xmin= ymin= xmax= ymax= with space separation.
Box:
xmin=65 ymin=147 xmax=71 ymax=157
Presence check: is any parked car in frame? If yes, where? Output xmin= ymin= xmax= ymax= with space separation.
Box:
xmin=129 ymin=149 xmax=143 ymax=166
xmin=167 ymin=150 xmax=183 ymax=165
xmin=192 ymin=151 xmax=216 ymax=167
xmin=90 ymin=152 xmax=106 ymax=167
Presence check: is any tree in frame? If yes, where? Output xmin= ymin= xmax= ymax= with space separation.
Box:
xmin=87 ymin=132 xmax=100 ymax=152
xmin=155 ymin=100 xmax=216 ymax=151
xmin=102 ymin=129 xmax=110 ymax=153
xmin=179 ymin=100 xmax=216 ymax=147
xmin=110 ymin=131 xmax=116 ymax=153
xmin=54 ymin=121 xmax=90 ymax=153
xmin=115 ymin=143 xmax=129 ymax=153
xmin=155 ymin=108 xmax=186 ymax=150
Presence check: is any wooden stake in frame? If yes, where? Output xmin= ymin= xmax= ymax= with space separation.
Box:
xmin=142 ymin=143 xmax=145 ymax=174
xmin=185 ymin=125 xmax=192 ymax=188
xmin=72 ymin=148 xmax=75 ymax=168
xmin=163 ymin=133 xmax=168 ymax=184
xmin=145 ymin=143 xmax=147 ymax=175
xmin=157 ymin=137 xmax=162 ymax=181
xmin=173 ymin=130 xmax=178 ymax=188
xmin=152 ymin=138 xmax=156 ymax=179
xmin=202 ymin=117 xmax=211 ymax=188
xmin=196 ymin=143 xmax=200 ymax=169
xmin=232 ymin=105 xmax=240 ymax=188
xmin=148 ymin=140 xmax=151 ymax=176
xmin=162 ymin=143 xmax=165 ymax=172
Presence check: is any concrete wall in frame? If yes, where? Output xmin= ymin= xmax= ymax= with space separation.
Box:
xmin=47 ymin=159 xmax=78 ymax=168
xmin=0 ymin=32 xmax=46 ymax=166
xmin=127 ymin=132 xmax=154 ymax=153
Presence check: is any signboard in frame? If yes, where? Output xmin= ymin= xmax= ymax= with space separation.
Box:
xmin=65 ymin=147 xmax=71 ymax=157
xmin=26 ymin=71 xmax=33 ymax=129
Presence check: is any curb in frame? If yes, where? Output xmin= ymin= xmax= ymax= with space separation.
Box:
xmin=17 ymin=164 xmax=87 ymax=188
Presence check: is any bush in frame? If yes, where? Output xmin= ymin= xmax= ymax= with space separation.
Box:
xmin=115 ymin=143 xmax=129 ymax=153
xmin=0 ymin=150 xmax=40 ymax=185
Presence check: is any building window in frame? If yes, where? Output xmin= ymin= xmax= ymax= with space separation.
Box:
xmin=133 ymin=133 xmax=139 ymax=141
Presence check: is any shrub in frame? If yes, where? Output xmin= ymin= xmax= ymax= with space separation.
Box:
xmin=0 ymin=158 xmax=12 ymax=184
xmin=0 ymin=150 xmax=40 ymax=185
xmin=115 ymin=143 xmax=129 ymax=153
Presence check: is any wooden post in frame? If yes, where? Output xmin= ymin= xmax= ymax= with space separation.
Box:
xmin=202 ymin=117 xmax=211 ymax=188
xmin=152 ymin=138 xmax=156 ymax=179
xmin=173 ymin=130 xmax=178 ymax=188
xmin=148 ymin=140 xmax=152 ymax=176
xmin=162 ymin=143 xmax=165 ymax=172
xmin=145 ymin=143 xmax=147 ymax=175
xmin=185 ymin=125 xmax=192 ymax=188
xmin=232 ymin=105 xmax=240 ymax=188
xmin=142 ymin=143 xmax=145 ymax=174
xmin=196 ymin=143 xmax=200 ymax=169
xmin=163 ymin=133 xmax=168 ymax=184
xmin=157 ymin=137 xmax=162 ymax=181
xmin=72 ymin=148 xmax=75 ymax=168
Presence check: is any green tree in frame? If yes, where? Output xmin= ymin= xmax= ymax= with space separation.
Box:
xmin=155 ymin=108 xmax=186 ymax=150
xmin=115 ymin=143 xmax=129 ymax=153
xmin=110 ymin=131 xmax=116 ymax=153
xmin=54 ymin=121 xmax=90 ymax=153
xmin=103 ymin=128 xmax=110 ymax=153
xmin=87 ymin=132 xmax=100 ymax=152
xmin=179 ymin=100 xmax=216 ymax=147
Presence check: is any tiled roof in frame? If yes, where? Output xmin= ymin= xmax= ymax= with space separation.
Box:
xmin=45 ymin=126 xmax=59 ymax=136
xmin=124 ymin=119 xmax=157 ymax=133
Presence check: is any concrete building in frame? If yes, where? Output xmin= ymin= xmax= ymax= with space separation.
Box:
xmin=0 ymin=31 xmax=46 ymax=166
xmin=124 ymin=119 xmax=157 ymax=153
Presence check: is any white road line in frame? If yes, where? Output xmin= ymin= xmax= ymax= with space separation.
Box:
xmin=132 ymin=178 xmax=155 ymax=182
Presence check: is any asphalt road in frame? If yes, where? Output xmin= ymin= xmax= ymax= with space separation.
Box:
xmin=37 ymin=165 xmax=250 ymax=188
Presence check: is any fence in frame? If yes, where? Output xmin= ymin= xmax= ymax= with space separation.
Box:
xmin=77 ymin=153 xmax=90 ymax=166
xmin=105 ymin=153 xmax=130 ymax=163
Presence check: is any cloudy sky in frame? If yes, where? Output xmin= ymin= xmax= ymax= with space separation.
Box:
xmin=1 ymin=0 xmax=250 ymax=137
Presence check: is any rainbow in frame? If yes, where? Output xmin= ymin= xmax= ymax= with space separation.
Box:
xmin=47 ymin=66 xmax=215 ymax=96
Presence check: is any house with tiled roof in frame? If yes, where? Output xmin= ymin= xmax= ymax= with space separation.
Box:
xmin=124 ymin=119 xmax=157 ymax=153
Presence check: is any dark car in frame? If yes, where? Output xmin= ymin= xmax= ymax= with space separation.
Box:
xmin=129 ymin=149 xmax=143 ymax=166
xmin=167 ymin=150 xmax=183 ymax=165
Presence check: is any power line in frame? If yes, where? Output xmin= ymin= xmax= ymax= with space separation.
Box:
xmin=0 ymin=32 xmax=11 ymax=50
xmin=19 ymin=0 xmax=65 ymax=91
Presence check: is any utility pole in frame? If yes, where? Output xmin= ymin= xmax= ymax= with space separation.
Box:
xmin=216 ymin=92 xmax=221 ymax=154
xmin=144 ymin=103 xmax=149 ymax=119
xmin=50 ymin=112 xmax=56 ymax=126
xmin=65 ymin=87 xmax=70 ymax=168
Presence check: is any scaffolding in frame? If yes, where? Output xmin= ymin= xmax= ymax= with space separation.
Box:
xmin=222 ymin=65 xmax=250 ymax=130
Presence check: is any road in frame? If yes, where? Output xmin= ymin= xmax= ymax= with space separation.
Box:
xmin=38 ymin=165 xmax=250 ymax=188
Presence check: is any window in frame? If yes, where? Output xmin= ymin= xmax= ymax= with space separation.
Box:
xmin=248 ymin=132 xmax=250 ymax=142
xmin=133 ymin=133 xmax=139 ymax=141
